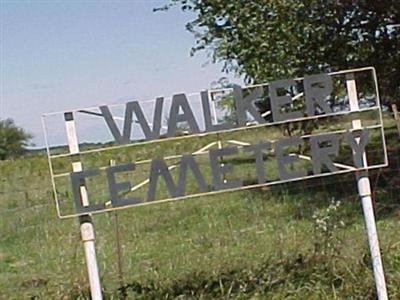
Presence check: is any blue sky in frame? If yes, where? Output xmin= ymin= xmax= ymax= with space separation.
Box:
xmin=1 ymin=0 xmax=241 ymax=147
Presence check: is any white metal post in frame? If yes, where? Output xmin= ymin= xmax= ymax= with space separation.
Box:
xmin=345 ymin=73 xmax=388 ymax=300
xmin=64 ymin=112 xmax=103 ymax=300
xmin=391 ymin=104 xmax=400 ymax=140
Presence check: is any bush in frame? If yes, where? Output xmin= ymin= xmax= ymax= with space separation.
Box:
xmin=0 ymin=118 xmax=32 ymax=160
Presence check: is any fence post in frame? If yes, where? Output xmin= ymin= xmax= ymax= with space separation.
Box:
xmin=345 ymin=73 xmax=388 ymax=300
xmin=64 ymin=112 xmax=103 ymax=300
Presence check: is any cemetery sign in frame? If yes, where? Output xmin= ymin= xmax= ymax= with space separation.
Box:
xmin=42 ymin=67 xmax=387 ymax=218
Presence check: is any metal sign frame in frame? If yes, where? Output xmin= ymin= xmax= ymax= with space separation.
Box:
xmin=42 ymin=66 xmax=389 ymax=300
xmin=43 ymin=67 xmax=387 ymax=219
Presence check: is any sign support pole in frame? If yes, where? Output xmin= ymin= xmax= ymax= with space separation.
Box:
xmin=64 ymin=112 xmax=103 ymax=300
xmin=391 ymin=104 xmax=400 ymax=140
xmin=346 ymin=73 xmax=388 ymax=300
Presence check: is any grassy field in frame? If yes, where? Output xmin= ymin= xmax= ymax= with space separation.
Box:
xmin=0 ymin=114 xmax=399 ymax=299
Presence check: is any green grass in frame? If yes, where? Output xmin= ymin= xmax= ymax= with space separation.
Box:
xmin=0 ymin=114 xmax=399 ymax=299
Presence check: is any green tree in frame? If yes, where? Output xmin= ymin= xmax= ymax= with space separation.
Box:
xmin=158 ymin=0 xmax=399 ymax=106
xmin=0 ymin=118 xmax=32 ymax=160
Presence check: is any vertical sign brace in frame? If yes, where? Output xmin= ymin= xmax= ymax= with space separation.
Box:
xmin=110 ymin=159 xmax=124 ymax=287
xmin=345 ymin=74 xmax=388 ymax=300
xmin=64 ymin=112 xmax=103 ymax=300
